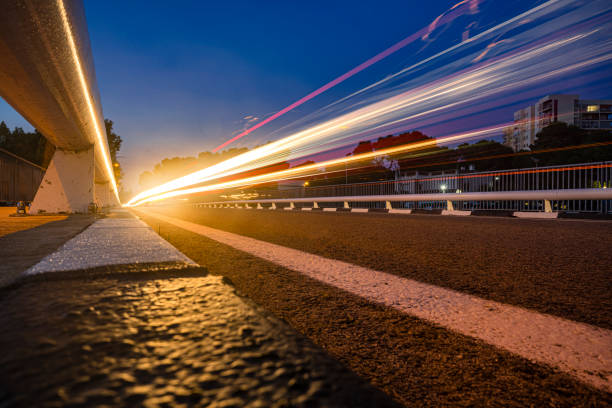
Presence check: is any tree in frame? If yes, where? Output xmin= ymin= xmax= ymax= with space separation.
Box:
xmin=0 ymin=121 xmax=53 ymax=167
xmin=139 ymin=147 xmax=251 ymax=188
xmin=104 ymin=119 xmax=123 ymax=183
xmin=530 ymin=122 xmax=612 ymax=166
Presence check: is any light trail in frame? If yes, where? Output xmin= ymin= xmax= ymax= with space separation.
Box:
xmin=57 ymin=0 xmax=119 ymax=201
xmin=211 ymin=0 xmax=482 ymax=152
xmin=127 ymin=0 xmax=611 ymax=207
xmin=127 ymin=124 xmax=511 ymax=206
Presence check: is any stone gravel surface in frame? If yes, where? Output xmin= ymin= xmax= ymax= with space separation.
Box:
xmin=136 ymin=208 xmax=612 ymax=407
xmin=148 ymin=207 xmax=612 ymax=329
xmin=0 ymin=266 xmax=399 ymax=408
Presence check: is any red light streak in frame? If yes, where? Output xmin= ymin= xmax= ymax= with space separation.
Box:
xmin=212 ymin=2 xmax=477 ymax=152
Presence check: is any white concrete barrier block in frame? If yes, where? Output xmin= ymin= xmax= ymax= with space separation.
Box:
xmin=388 ymin=209 xmax=412 ymax=214
xmin=513 ymin=211 xmax=559 ymax=219
xmin=323 ymin=208 xmax=337 ymax=212
xmin=441 ymin=210 xmax=472 ymax=216
xmin=352 ymin=208 xmax=369 ymax=213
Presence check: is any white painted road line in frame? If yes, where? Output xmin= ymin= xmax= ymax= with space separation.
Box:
xmin=136 ymin=208 xmax=612 ymax=392
xmin=26 ymin=217 xmax=196 ymax=275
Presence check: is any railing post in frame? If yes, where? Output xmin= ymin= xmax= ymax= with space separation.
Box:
xmin=544 ymin=200 xmax=552 ymax=213
xmin=446 ymin=200 xmax=454 ymax=211
xmin=343 ymin=201 xmax=350 ymax=209
xmin=313 ymin=201 xmax=319 ymax=209
xmin=385 ymin=201 xmax=392 ymax=210
xmin=257 ymin=203 xmax=263 ymax=210
xmin=270 ymin=203 xmax=276 ymax=210
xmin=245 ymin=203 xmax=251 ymax=209
xmin=289 ymin=202 xmax=295 ymax=209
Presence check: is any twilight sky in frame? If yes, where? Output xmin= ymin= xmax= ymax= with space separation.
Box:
xmin=0 ymin=1 xmax=609 ymax=192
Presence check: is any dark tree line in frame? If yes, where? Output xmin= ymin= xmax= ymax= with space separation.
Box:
xmin=0 ymin=121 xmax=54 ymax=167
xmin=0 ymin=119 xmax=124 ymax=185
xmin=138 ymin=122 xmax=612 ymax=193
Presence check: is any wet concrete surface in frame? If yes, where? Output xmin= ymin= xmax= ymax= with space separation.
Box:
xmin=0 ymin=215 xmax=94 ymax=288
xmin=0 ymin=265 xmax=399 ymax=408
xmin=149 ymin=207 xmax=612 ymax=329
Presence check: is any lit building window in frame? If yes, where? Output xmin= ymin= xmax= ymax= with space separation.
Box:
xmin=586 ymin=105 xmax=599 ymax=112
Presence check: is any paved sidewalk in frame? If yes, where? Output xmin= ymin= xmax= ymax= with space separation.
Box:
xmin=0 ymin=214 xmax=94 ymax=288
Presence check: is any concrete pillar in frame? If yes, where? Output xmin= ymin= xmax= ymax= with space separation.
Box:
xmin=94 ymin=181 xmax=115 ymax=209
xmin=446 ymin=200 xmax=454 ymax=211
xmin=30 ymin=147 xmax=94 ymax=214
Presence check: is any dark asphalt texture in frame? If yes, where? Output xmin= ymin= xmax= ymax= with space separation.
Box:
xmin=149 ymin=207 xmax=612 ymax=329
xmin=0 ymin=264 xmax=399 ymax=408
xmin=136 ymin=208 xmax=612 ymax=407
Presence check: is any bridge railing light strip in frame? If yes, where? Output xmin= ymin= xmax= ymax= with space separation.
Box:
xmin=57 ymin=0 xmax=119 ymax=201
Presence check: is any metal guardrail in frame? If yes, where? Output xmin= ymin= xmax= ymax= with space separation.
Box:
xmin=189 ymin=162 xmax=612 ymax=214
xmin=231 ymin=161 xmax=612 ymax=213
xmin=193 ymin=188 xmax=612 ymax=214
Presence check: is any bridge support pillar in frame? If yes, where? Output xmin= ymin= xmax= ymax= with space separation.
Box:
xmin=30 ymin=147 xmax=94 ymax=214
xmin=94 ymin=181 xmax=116 ymax=210
xmin=446 ymin=200 xmax=454 ymax=211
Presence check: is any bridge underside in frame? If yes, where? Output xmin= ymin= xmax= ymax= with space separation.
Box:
xmin=0 ymin=0 xmax=119 ymax=213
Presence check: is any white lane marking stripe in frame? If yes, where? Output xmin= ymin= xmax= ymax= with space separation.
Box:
xmin=136 ymin=209 xmax=612 ymax=392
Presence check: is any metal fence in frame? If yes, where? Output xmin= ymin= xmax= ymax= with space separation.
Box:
xmin=242 ymin=162 xmax=612 ymax=213
xmin=0 ymin=148 xmax=45 ymax=204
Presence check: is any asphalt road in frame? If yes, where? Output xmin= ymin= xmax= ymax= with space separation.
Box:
xmin=147 ymin=207 xmax=612 ymax=329
xmin=137 ymin=207 xmax=612 ymax=407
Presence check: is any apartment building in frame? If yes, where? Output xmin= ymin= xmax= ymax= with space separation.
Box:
xmin=503 ymin=94 xmax=612 ymax=151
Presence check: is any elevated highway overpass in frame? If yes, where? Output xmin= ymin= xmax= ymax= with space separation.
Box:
xmin=0 ymin=0 xmax=119 ymax=213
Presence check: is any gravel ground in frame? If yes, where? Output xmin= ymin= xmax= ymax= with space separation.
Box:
xmin=136 ymin=211 xmax=612 ymax=407
xmin=146 ymin=207 xmax=612 ymax=330
xmin=0 ymin=265 xmax=399 ymax=408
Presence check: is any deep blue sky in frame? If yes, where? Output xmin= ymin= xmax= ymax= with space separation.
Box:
xmin=82 ymin=0 xmax=453 ymax=191
xmin=1 ymin=1 xmax=609 ymax=191
xmin=1 ymin=1 xmax=455 ymax=190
